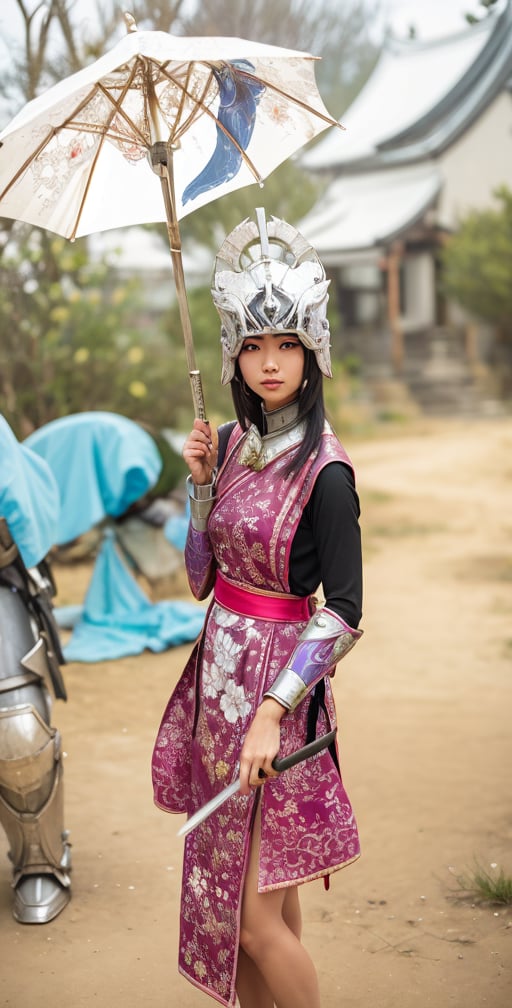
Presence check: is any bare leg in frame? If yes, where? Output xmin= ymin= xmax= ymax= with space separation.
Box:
xmin=236 ymin=801 xmax=321 ymax=1008
xmin=236 ymin=800 xmax=275 ymax=1008
xmin=236 ymin=946 xmax=275 ymax=1008
xmin=236 ymin=883 xmax=302 ymax=1007
xmin=282 ymin=885 xmax=302 ymax=939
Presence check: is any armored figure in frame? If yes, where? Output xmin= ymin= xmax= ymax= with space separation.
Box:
xmin=152 ymin=210 xmax=363 ymax=1008
xmin=0 ymin=416 xmax=70 ymax=923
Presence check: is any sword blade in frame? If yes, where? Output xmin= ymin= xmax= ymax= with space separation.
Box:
xmin=177 ymin=778 xmax=240 ymax=837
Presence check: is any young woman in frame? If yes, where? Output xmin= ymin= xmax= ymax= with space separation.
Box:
xmin=152 ymin=209 xmax=363 ymax=1008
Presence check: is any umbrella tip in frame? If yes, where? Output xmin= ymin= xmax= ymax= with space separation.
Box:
xmin=124 ymin=11 xmax=138 ymax=32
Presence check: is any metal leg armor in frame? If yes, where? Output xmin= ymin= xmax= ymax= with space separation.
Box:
xmin=0 ymin=580 xmax=71 ymax=924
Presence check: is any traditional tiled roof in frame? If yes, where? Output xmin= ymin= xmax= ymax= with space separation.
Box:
xmin=300 ymin=0 xmax=512 ymax=256
xmin=299 ymin=162 xmax=442 ymax=260
xmin=304 ymin=0 xmax=512 ymax=173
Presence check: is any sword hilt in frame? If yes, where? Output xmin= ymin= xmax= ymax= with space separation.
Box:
xmin=260 ymin=729 xmax=337 ymax=776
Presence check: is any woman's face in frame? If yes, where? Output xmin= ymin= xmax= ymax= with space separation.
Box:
xmin=238 ymin=330 xmax=305 ymax=411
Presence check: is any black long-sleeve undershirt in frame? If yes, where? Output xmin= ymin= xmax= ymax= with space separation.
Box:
xmin=288 ymin=462 xmax=363 ymax=629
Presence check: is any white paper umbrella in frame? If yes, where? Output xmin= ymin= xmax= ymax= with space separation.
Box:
xmin=0 ymin=15 xmax=342 ymax=416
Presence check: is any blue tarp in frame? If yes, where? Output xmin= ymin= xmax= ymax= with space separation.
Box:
xmin=164 ymin=506 xmax=190 ymax=552
xmin=55 ymin=530 xmax=204 ymax=662
xmin=0 ymin=415 xmax=59 ymax=568
xmin=0 ymin=410 xmax=205 ymax=663
xmin=25 ymin=411 xmax=162 ymax=543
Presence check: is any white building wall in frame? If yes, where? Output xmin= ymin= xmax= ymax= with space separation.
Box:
xmin=438 ymin=91 xmax=512 ymax=227
xmin=402 ymin=253 xmax=436 ymax=330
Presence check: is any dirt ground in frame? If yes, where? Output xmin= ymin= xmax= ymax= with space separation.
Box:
xmin=1 ymin=416 xmax=511 ymax=1008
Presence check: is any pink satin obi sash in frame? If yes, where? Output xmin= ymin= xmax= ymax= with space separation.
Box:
xmin=214 ymin=571 xmax=311 ymax=622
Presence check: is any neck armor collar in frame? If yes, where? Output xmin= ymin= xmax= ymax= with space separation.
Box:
xmin=239 ymin=400 xmax=304 ymax=471
xmin=263 ymin=399 xmax=300 ymax=434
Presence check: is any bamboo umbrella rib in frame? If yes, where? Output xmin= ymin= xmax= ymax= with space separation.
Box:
xmin=236 ymin=68 xmax=345 ymax=130
xmin=151 ymin=62 xmax=264 ymax=181
xmin=0 ymin=35 xmax=342 ymax=423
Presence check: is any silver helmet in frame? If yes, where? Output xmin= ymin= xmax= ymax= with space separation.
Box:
xmin=212 ymin=208 xmax=332 ymax=384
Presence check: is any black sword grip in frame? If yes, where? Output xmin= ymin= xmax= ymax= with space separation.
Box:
xmin=271 ymin=729 xmax=337 ymax=773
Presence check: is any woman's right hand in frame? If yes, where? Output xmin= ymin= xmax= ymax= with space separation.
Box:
xmin=183 ymin=419 xmax=218 ymax=486
xmin=238 ymin=699 xmax=284 ymax=796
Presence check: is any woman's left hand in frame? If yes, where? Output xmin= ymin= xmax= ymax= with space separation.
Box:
xmin=238 ymin=698 xmax=285 ymax=796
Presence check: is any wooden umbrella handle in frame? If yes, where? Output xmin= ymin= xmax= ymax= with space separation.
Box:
xmin=150 ymin=141 xmax=207 ymax=421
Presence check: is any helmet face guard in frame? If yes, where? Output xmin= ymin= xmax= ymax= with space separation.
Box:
xmin=212 ymin=208 xmax=332 ymax=384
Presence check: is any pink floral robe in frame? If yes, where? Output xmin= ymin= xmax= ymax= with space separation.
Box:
xmin=152 ymin=424 xmax=360 ymax=1006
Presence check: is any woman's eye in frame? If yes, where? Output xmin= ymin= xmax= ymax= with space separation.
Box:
xmin=241 ymin=342 xmax=258 ymax=352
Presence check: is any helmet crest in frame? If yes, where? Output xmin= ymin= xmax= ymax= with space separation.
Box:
xmin=212 ymin=208 xmax=332 ymax=384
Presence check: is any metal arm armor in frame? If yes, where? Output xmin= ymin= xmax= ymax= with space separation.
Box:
xmin=186 ymin=474 xmax=216 ymax=533
xmin=184 ymin=479 xmax=217 ymax=600
xmin=263 ymin=607 xmax=362 ymax=711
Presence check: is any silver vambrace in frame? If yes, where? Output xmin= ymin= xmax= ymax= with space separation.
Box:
xmin=263 ymin=607 xmax=362 ymax=711
xmin=186 ymin=475 xmax=216 ymax=532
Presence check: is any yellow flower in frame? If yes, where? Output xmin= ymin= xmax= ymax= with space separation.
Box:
xmin=127 ymin=346 xmax=144 ymax=364
xmin=74 ymin=347 xmax=90 ymax=363
xmin=111 ymin=287 xmax=126 ymax=306
xmin=49 ymin=305 xmax=70 ymax=323
xmin=129 ymin=380 xmax=147 ymax=399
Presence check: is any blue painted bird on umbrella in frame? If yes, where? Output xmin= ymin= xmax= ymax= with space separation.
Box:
xmin=182 ymin=59 xmax=265 ymax=205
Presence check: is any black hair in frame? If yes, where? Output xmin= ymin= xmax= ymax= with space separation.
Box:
xmin=230 ymin=346 xmax=326 ymax=477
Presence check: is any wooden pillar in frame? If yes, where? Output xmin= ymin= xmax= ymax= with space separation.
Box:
xmin=387 ymin=242 xmax=404 ymax=374
xmin=465 ymin=322 xmax=478 ymax=365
